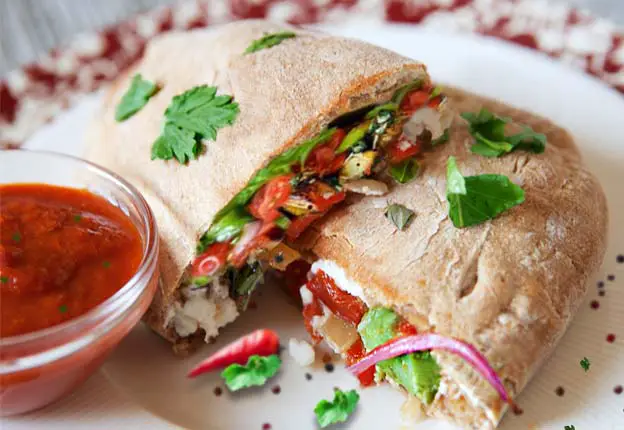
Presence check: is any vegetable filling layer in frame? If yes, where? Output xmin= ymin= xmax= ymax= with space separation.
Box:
xmin=300 ymin=268 xmax=442 ymax=404
xmin=167 ymin=81 xmax=452 ymax=339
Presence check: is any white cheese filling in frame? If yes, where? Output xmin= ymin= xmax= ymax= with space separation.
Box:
xmin=403 ymin=102 xmax=454 ymax=141
xmin=164 ymin=277 xmax=239 ymax=342
xmin=310 ymin=259 xmax=368 ymax=304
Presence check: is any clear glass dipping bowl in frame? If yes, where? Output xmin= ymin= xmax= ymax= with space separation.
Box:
xmin=0 ymin=150 xmax=159 ymax=416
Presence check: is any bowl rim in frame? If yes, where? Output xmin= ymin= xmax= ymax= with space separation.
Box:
xmin=0 ymin=149 xmax=159 ymax=351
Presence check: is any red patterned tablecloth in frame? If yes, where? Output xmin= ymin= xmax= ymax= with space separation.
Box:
xmin=0 ymin=0 xmax=622 ymax=148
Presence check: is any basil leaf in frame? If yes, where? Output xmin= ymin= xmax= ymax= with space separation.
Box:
xmin=389 ymin=158 xmax=419 ymax=184
xmin=314 ymin=389 xmax=359 ymax=428
xmin=446 ymin=156 xmax=525 ymax=228
xmin=462 ymin=109 xmax=546 ymax=157
xmin=221 ymin=355 xmax=281 ymax=391
xmin=115 ymin=74 xmax=159 ymax=121
xmin=245 ymin=31 xmax=296 ymax=54
xmin=385 ymin=204 xmax=415 ymax=231
xmin=199 ymin=207 xmax=255 ymax=251
xmin=392 ymin=80 xmax=423 ymax=105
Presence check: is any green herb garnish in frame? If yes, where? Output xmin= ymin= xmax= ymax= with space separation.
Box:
xmin=221 ymin=354 xmax=281 ymax=391
xmin=580 ymin=357 xmax=590 ymax=372
xmin=151 ymin=85 xmax=239 ymax=163
xmin=446 ymin=156 xmax=525 ymax=228
xmin=245 ymin=31 xmax=296 ymax=54
xmin=389 ymin=158 xmax=419 ymax=184
xmin=58 ymin=304 xmax=68 ymax=314
xmin=73 ymin=214 xmax=83 ymax=222
xmin=385 ymin=204 xmax=415 ymax=231
xmin=102 ymin=261 xmax=111 ymax=268
xmin=115 ymin=74 xmax=159 ymax=122
xmin=0 ymin=276 xmax=8 ymax=284
xmin=11 ymin=232 xmax=21 ymax=243
xmin=314 ymin=388 xmax=360 ymax=428
xmin=461 ymin=109 xmax=546 ymax=157
xmin=564 ymin=426 xmax=576 ymax=430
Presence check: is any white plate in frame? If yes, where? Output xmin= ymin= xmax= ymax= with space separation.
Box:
xmin=6 ymin=22 xmax=624 ymax=430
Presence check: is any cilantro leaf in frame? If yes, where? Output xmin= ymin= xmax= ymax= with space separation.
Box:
xmin=564 ymin=426 xmax=576 ymax=430
xmin=221 ymin=354 xmax=281 ymax=391
xmin=580 ymin=357 xmax=590 ymax=372
xmin=115 ymin=74 xmax=159 ymax=121
xmin=314 ymin=388 xmax=360 ymax=428
xmin=0 ymin=276 xmax=8 ymax=284
xmin=389 ymin=158 xmax=419 ymax=184
xmin=385 ymin=204 xmax=415 ymax=231
xmin=446 ymin=156 xmax=525 ymax=228
xmin=245 ymin=31 xmax=296 ymax=54
xmin=461 ymin=109 xmax=546 ymax=157
xmin=151 ymin=85 xmax=239 ymax=164
xmin=58 ymin=304 xmax=68 ymax=314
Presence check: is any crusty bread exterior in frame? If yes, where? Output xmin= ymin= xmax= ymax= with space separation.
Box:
xmin=297 ymin=87 xmax=608 ymax=428
xmin=84 ymin=20 xmax=430 ymax=346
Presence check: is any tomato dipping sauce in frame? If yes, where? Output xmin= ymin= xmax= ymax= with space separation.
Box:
xmin=0 ymin=184 xmax=143 ymax=338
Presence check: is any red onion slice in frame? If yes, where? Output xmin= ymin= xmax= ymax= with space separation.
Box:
xmin=347 ymin=333 xmax=520 ymax=413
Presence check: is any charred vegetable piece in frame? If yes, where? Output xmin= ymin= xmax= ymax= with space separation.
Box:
xmin=340 ymin=151 xmax=377 ymax=181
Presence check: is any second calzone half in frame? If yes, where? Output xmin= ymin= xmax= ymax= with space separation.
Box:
xmin=292 ymin=87 xmax=608 ymax=429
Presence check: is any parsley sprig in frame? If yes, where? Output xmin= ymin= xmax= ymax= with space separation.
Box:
xmin=115 ymin=74 xmax=159 ymax=121
xmin=314 ymin=388 xmax=360 ymax=428
xmin=151 ymin=85 xmax=239 ymax=164
xmin=245 ymin=31 xmax=296 ymax=54
xmin=221 ymin=354 xmax=281 ymax=391
xmin=461 ymin=109 xmax=546 ymax=157
xmin=446 ymin=156 xmax=525 ymax=228
xmin=580 ymin=357 xmax=590 ymax=372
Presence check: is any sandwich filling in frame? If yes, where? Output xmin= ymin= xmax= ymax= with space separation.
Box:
xmin=166 ymin=80 xmax=453 ymax=340
xmin=300 ymin=260 xmax=500 ymax=424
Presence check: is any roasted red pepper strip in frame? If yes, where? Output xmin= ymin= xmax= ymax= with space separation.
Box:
xmin=188 ymin=329 xmax=280 ymax=377
xmin=306 ymin=270 xmax=367 ymax=326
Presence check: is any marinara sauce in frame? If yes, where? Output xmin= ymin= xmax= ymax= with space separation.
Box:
xmin=0 ymin=184 xmax=143 ymax=338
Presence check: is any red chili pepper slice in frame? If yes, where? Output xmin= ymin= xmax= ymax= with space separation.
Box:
xmin=191 ymin=242 xmax=232 ymax=278
xmin=187 ymin=329 xmax=280 ymax=378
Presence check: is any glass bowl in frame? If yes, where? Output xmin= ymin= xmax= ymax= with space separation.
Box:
xmin=0 ymin=150 xmax=159 ymax=416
